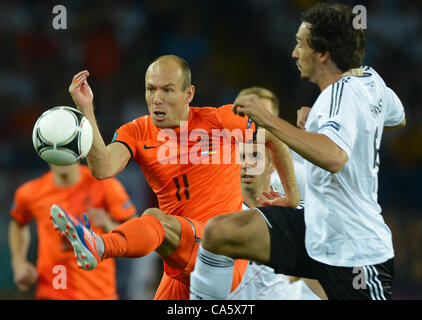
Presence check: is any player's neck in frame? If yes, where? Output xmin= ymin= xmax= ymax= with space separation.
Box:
xmin=316 ymin=66 xmax=364 ymax=91
xmin=242 ymin=190 xmax=259 ymax=208
xmin=52 ymin=166 xmax=81 ymax=187
xmin=242 ymin=181 xmax=272 ymax=208
xmin=316 ymin=70 xmax=344 ymax=91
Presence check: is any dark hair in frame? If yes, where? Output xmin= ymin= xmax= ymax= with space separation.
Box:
xmin=301 ymin=2 xmax=365 ymax=72
xmin=151 ymin=55 xmax=192 ymax=90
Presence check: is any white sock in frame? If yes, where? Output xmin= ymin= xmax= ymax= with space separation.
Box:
xmin=190 ymin=245 xmax=234 ymax=300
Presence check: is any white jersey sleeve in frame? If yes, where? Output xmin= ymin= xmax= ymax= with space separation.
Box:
xmin=311 ymin=81 xmax=360 ymax=157
xmin=383 ymin=87 xmax=405 ymax=127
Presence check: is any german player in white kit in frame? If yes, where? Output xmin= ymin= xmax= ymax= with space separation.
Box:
xmin=230 ymin=150 xmax=320 ymax=300
xmin=227 ymin=88 xmax=320 ymax=300
xmin=190 ymin=2 xmax=405 ymax=300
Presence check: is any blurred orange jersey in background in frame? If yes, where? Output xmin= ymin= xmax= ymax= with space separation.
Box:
xmin=10 ymin=165 xmax=136 ymax=300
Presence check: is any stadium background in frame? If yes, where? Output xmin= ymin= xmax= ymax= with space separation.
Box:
xmin=0 ymin=0 xmax=421 ymax=299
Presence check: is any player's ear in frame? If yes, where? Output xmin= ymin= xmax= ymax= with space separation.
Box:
xmin=319 ymin=50 xmax=331 ymax=64
xmin=186 ymin=85 xmax=195 ymax=104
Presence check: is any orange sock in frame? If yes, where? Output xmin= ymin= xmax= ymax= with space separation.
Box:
xmin=102 ymin=214 xmax=165 ymax=259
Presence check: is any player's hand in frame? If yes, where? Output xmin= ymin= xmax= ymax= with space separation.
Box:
xmin=69 ymin=70 xmax=94 ymax=112
xmin=297 ymin=106 xmax=311 ymax=130
xmin=232 ymin=94 xmax=273 ymax=128
xmin=86 ymin=207 xmax=117 ymax=232
xmin=12 ymin=261 xmax=38 ymax=292
xmin=257 ymin=190 xmax=290 ymax=207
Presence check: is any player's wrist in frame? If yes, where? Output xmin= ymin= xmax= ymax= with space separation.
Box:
xmin=75 ymin=102 xmax=94 ymax=115
xmin=11 ymin=257 xmax=28 ymax=269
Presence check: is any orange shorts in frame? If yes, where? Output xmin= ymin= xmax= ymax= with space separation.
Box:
xmin=153 ymin=216 xmax=248 ymax=300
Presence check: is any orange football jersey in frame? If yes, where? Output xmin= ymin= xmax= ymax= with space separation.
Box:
xmin=113 ymin=104 xmax=256 ymax=222
xmin=10 ymin=165 xmax=136 ymax=300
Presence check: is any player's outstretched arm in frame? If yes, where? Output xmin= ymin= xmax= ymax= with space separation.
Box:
xmin=233 ymin=94 xmax=348 ymax=173
xmin=264 ymin=130 xmax=300 ymax=208
xmin=8 ymin=220 xmax=38 ymax=291
xmin=69 ymin=71 xmax=131 ymax=179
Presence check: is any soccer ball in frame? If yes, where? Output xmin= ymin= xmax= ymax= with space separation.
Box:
xmin=32 ymin=106 xmax=93 ymax=166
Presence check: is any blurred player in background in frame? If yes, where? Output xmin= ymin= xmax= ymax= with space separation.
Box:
xmin=9 ymin=162 xmax=135 ymax=299
xmin=191 ymin=87 xmax=321 ymax=300
xmin=190 ymin=2 xmax=405 ymax=300
xmin=52 ymin=54 xmax=299 ymax=300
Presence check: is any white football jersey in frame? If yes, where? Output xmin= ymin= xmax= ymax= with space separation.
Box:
xmin=230 ymin=155 xmax=320 ymax=300
xmin=303 ymin=66 xmax=405 ymax=267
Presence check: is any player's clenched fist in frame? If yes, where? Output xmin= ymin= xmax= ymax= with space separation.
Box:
xmin=232 ymin=94 xmax=273 ymax=128
xmin=69 ymin=70 xmax=94 ymax=112
xmin=12 ymin=261 xmax=38 ymax=292
xmin=297 ymin=106 xmax=311 ymax=130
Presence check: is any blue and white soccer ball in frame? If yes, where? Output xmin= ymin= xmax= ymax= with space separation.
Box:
xmin=32 ymin=106 xmax=93 ymax=166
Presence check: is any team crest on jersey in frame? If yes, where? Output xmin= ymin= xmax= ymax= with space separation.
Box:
xmin=321 ymin=121 xmax=340 ymax=131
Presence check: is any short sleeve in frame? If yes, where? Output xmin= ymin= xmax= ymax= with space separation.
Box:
xmin=383 ymin=87 xmax=405 ymax=127
xmin=102 ymin=177 xmax=136 ymax=222
xmin=317 ymin=84 xmax=359 ymax=157
xmin=215 ymin=104 xmax=257 ymax=142
xmin=10 ymin=186 xmax=33 ymax=225
xmin=112 ymin=119 xmax=142 ymax=160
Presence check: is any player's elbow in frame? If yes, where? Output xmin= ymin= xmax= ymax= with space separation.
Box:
xmin=90 ymin=168 xmax=112 ymax=180
xmin=325 ymin=154 xmax=348 ymax=173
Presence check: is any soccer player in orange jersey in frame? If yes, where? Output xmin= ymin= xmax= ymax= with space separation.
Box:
xmin=52 ymin=55 xmax=299 ymax=300
xmin=9 ymin=163 xmax=135 ymax=299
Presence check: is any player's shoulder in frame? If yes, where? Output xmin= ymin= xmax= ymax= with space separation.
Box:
xmin=190 ymin=104 xmax=232 ymax=115
xmin=362 ymin=66 xmax=386 ymax=86
xmin=79 ymin=165 xmax=96 ymax=181
xmin=117 ymin=114 xmax=158 ymax=141
xmin=15 ymin=171 xmax=52 ymax=199
xmin=79 ymin=165 xmax=112 ymax=187
xmin=127 ymin=114 xmax=153 ymax=128
xmin=189 ymin=105 xmax=232 ymax=125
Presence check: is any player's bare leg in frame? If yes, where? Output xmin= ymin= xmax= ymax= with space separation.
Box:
xmin=190 ymin=209 xmax=270 ymax=299
xmin=201 ymin=209 xmax=270 ymax=262
xmin=142 ymin=208 xmax=182 ymax=257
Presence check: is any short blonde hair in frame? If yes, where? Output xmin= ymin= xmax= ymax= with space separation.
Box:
xmin=237 ymin=87 xmax=280 ymax=116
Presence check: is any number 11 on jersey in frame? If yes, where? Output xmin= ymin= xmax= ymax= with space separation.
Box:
xmin=173 ymin=174 xmax=190 ymax=201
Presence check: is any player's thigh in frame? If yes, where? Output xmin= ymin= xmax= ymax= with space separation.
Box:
xmin=202 ymin=209 xmax=270 ymax=264
xmin=143 ymin=208 xmax=181 ymax=257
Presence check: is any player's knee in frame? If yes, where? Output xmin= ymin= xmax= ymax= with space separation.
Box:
xmin=143 ymin=208 xmax=179 ymax=232
xmin=142 ymin=208 xmax=181 ymax=256
xmin=143 ymin=208 xmax=169 ymax=227
xmin=201 ymin=215 xmax=234 ymax=255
